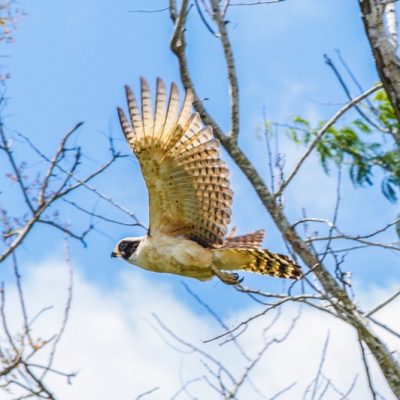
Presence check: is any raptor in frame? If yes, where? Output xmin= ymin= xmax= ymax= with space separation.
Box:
xmin=112 ymin=78 xmax=302 ymax=285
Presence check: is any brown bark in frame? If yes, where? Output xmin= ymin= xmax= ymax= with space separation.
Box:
xmin=359 ymin=0 xmax=400 ymax=131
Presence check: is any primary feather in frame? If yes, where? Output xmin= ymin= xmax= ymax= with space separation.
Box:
xmin=118 ymin=77 xmax=232 ymax=247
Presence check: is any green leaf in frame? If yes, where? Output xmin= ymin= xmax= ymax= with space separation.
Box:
xmin=373 ymin=90 xmax=386 ymax=102
xmin=287 ymin=128 xmax=300 ymax=144
xmin=293 ymin=116 xmax=310 ymax=127
xmin=285 ymin=95 xmax=400 ymax=202
xmin=353 ymin=119 xmax=371 ymax=133
xmin=381 ymin=177 xmax=397 ymax=202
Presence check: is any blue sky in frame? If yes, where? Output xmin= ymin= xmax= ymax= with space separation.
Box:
xmin=5 ymin=0 xmax=397 ymax=288
xmin=2 ymin=1 xmax=400 ymax=398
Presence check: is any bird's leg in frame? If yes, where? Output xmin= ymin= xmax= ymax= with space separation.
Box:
xmin=210 ymin=265 xmax=243 ymax=285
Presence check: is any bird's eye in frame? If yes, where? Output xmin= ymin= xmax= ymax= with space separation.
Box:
xmin=118 ymin=241 xmax=128 ymax=252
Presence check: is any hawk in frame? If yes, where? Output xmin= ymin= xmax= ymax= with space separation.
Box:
xmin=111 ymin=78 xmax=302 ymax=284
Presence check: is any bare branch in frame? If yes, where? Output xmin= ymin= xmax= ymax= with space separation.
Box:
xmin=16 ymin=130 xmax=141 ymax=225
xmin=40 ymin=238 xmax=74 ymax=381
xmin=52 ymin=156 xmax=119 ymax=199
xmin=324 ymin=53 xmax=386 ymax=132
xmin=129 ymin=7 xmax=169 ymax=14
xmin=203 ymin=296 xmax=327 ymax=345
xmin=269 ymin=382 xmax=297 ymax=400
xmin=135 ymin=386 xmax=160 ymax=399
xmin=335 ymin=49 xmax=378 ymax=113
xmin=358 ymin=336 xmax=378 ymax=400
xmin=62 ymin=198 xmax=142 ymax=227
xmin=194 ymin=0 xmax=216 ymax=35
xmin=37 ymin=122 xmax=83 ymax=207
xmin=385 ymin=1 xmax=398 ymax=48
xmin=227 ymin=311 xmax=300 ymax=399
xmin=169 ymin=0 xmax=177 ymax=20
xmin=359 ymin=0 xmax=400 ymax=127
xmin=366 ymin=288 xmax=400 ymax=317
xmin=0 ymin=284 xmax=18 ymax=354
xmin=151 ymin=313 xmax=237 ymax=391
xmin=170 ymin=0 xmax=229 ymax=144
xmin=181 ymin=281 xmax=252 ymax=361
xmin=263 ymin=109 xmax=277 ymax=193
xmin=0 ymin=213 xmax=46 ymax=263
xmin=0 ymin=122 xmax=35 ymax=213
xmin=292 ymin=216 xmax=400 ymax=241
xmin=170 ymin=378 xmax=202 ymax=400
xmin=12 ymin=252 xmax=34 ymax=348
xmin=368 ymin=316 xmax=400 ymax=340
xmin=228 ymin=0 xmax=286 ymax=6
xmin=22 ymin=364 xmax=56 ymax=400
xmin=0 ymin=253 xmax=75 ymax=397
xmin=210 ymin=0 xmax=240 ymax=143
xmin=309 ymin=332 xmax=330 ymax=400
xmin=307 ymin=236 xmax=400 ymax=252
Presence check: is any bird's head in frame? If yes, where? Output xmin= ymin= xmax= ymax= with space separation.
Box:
xmin=111 ymin=237 xmax=143 ymax=261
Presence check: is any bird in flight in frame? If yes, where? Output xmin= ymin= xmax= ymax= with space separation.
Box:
xmin=111 ymin=78 xmax=302 ymax=284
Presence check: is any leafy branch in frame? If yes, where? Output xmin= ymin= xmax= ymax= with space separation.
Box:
xmin=286 ymin=90 xmax=400 ymax=201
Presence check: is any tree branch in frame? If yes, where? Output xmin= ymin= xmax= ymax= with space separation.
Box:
xmin=211 ymin=0 xmax=240 ymax=142
xmin=365 ymin=288 xmax=400 ymax=317
xmin=359 ymin=0 xmax=400 ymax=129
xmin=275 ymin=84 xmax=383 ymax=198
xmin=168 ymin=8 xmax=400 ymax=396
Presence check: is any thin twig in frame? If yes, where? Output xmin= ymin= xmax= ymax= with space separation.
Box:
xmin=16 ymin=130 xmax=140 ymax=224
xmin=40 ymin=237 xmax=74 ymax=381
xmin=211 ymin=0 xmax=240 ymax=143
xmin=170 ymin=378 xmax=201 ymax=400
xmin=135 ymin=386 xmax=160 ymax=399
xmin=275 ymin=84 xmax=383 ymax=197
xmin=358 ymin=336 xmax=378 ymax=400
xmin=12 ymin=253 xmax=35 ymax=347
xmin=324 ymin=54 xmax=384 ymax=131
xmin=310 ymin=332 xmax=330 ymax=400
xmin=0 ymin=122 xmax=35 ymax=213
xmin=368 ymin=316 xmax=400 ymax=339
xmin=228 ymin=0 xmax=286 ymax=6
xmin=181 ymin=282 xmax=251 ymax=361
xmin=129 ymin=7 xmax=169 ymax=14
xmin=365 ymin=288 xmax=400 ymax=317
xmin=152 ymin=313 xmax=236 ymax=385
xmin=194 ymin=0 xmax=216 ymax=35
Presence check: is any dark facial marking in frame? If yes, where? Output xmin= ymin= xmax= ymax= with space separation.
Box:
xmin=118 ymin=240 xmax=140 ymax=260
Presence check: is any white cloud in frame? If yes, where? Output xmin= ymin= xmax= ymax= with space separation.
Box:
xmin=4 ymin=260 xmax=400 ymax=399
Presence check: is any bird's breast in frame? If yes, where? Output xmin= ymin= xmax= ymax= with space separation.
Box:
xmin=131 ymin=234 xmax=212 ymax=275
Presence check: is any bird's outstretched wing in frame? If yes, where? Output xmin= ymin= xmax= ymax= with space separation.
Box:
xmin=118 ymin=78 xmax=232 ymax=247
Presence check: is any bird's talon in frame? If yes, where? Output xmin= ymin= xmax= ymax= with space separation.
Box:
xmin=211 ymin=266 xmax=243 ymax=285
xmin=231 ymin=273 xmax=244 ymax=284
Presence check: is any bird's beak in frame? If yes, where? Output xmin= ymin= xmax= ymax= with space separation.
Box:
xmin=111 ymin=248 xmax=120 ymax=258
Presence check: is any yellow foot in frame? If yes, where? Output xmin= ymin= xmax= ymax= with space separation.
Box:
xmin=210 ymin=266 xmax=243 ymax=285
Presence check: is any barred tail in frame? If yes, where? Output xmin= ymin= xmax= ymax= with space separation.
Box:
xmin=212 ymin=248 xmax=302 ymax=280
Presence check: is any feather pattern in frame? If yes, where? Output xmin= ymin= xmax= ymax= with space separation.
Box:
xmin=154 ymin=78 xmax=167 ymax=139
xmin=241 ymin=249 xmax=302 ymax=279
xmin=118 ymin=78 xmax=232 ymax=247
xmin=223 ymin=229 xmax=265 ymax=249
xmin=212 ymin=247 xmax=302 ymax=279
